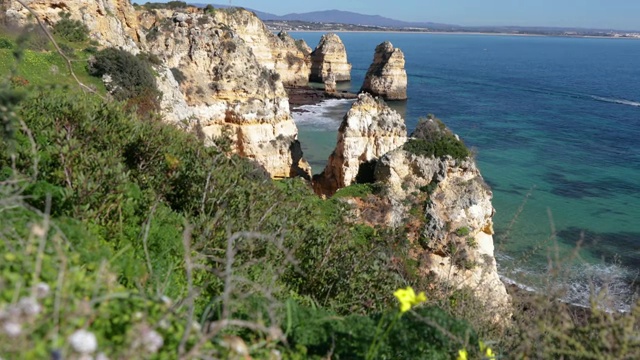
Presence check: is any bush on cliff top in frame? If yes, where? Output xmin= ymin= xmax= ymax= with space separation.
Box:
xmin=404 ymin=116 xmax=470 ymax=160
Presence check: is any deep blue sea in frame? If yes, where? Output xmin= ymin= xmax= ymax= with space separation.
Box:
xmin=289 ymin=32 xmax=640 ymax=310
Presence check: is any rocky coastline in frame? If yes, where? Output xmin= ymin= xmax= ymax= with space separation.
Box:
xmin=5 ymin=0 xmax=511 ymax=318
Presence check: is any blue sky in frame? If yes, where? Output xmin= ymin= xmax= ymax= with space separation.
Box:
xmin=216 ymin=0 xmax=640 ymax=30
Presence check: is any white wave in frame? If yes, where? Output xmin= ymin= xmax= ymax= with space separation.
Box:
xmin=559 ymin=263 xmax=637 ymax=312
xmin=499 ymin=260 xmax=637 ymax=312
xmin=292 ymin=99 xmax=355 ymax=128
xmin=591 ymin=96 xmax=640 ymax=107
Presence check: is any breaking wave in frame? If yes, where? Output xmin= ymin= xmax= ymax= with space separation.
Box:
xmin=591 ymin=96 xmax=640 ymax=107
xmin=291 ymin=99 xmax=355 ymax=129
xmin=500 ymin=260 xmax=638 ymax=312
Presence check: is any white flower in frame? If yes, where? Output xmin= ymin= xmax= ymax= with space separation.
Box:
xmin=3 ymin=321 xmax=21 ymax=337
xmin=18 ymin=297 xmax=41 ymax=317
xmin=35 ymin=283 xmax=50 ymax=299
xmin=69 ymin=329 xmax=98 ymax=354
xmin=132 ymin=324 xmax=164 ymax=354
xmin=96 ymin=352 xmax=110 ymax=360
xmin=143 ymin=329 xmax=164 ymax=353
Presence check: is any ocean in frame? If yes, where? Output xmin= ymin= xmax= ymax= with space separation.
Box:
xmin=289 ymin=32 xmax=640 ymax=310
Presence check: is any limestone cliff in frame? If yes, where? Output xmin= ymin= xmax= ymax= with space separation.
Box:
xmin=361 ymin=41 xmax=407 ymax=100
xmin=3 ymin=0 xmax=140 ymax=51
xmin=141 ymin=10 xmax=310 ymax=179
xmin=314 ymin=93 xmax=407 ymax=196
xmin=309 ymin=33 xmax=351 ymax=83
xmin=373 ymin=119 xmax=509 ymax=313
xmin=211 ymin=9 xmax=310 ymax=86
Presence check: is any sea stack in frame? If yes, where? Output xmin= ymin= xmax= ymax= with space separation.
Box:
xmin=361 ymin=41 xmax=408 ymax=100
xmin=313 ymin=93 xmax=407 ymax=196
xmin=309 ymin=33 xmax=352 ymax=83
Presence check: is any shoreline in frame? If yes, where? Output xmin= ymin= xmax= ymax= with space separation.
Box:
xmin=284 ymin=29 xmax=640 ymax=40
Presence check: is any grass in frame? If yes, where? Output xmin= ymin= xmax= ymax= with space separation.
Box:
xmin=0 ymin=49 xmax=105 ymax=91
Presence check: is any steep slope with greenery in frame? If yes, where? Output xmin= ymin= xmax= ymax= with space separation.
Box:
xmin=2 ymin=7 xmax=640 ymax=359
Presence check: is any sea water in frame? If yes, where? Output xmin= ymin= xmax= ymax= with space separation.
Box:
xmin=290 ymin=32 xmax=640 ymax=310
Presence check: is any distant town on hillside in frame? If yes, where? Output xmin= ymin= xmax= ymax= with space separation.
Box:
xmin=195 ymin=3 xmax=640 ymax=38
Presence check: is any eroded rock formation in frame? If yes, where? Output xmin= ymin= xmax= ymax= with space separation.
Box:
xmin=211 ymin=10 xmax=310 ymax=86
xmin=4 ymin=0 xmax=140 ymax=52
xmin=141 ymin=10 xmax=310 ymax=179
xmin=361 ymin=41 xmax=407 ymax=100
xmin=309 ymin=33 xmax=351 ymax=83
xmin=373 ymin=119 xmax=509 ymax=313
xmin=314 ymin=93 xmax=407 ymax=196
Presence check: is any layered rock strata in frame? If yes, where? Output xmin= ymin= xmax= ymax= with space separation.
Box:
xmin=309 ymin=33 xmax=351 ymax=83
xmin=3 ymin=0 xmax=140 ymax=52
xmin=142 ymin=10 xmax=310 ymax=179
xmin=361 ymin=41 xmax=407 ymax=100
xmin=314 ymin=93 xmax=407 ymax=196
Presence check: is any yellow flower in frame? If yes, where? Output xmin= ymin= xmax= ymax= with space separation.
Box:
xmin=456 ymin=349 xmax=468 ymax=360
xmin=393 ymin=286 xmax=427 ymax=313
xmin=479 ymin=341 xmax=496 ymax=360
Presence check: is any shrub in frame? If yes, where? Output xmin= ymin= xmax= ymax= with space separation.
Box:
xmin=88 ymin=47 xmax=160 ymax=105
xmin=204 ymin=4 xmax=215 ymax=14
xmin=0 ymin=37 xmax=13 ymax=49
xmin=53 ymin=13 xmax=89 ymax=43
xmin=404 ymin=117 xmax=470 ymax=160
xmin=455 ymin=227 xmax=470 ymax=237
xmin=143 ymin=1 xmax=187 ymax=10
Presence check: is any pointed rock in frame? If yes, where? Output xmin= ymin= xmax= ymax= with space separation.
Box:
xmin=361 ymin=41 xmax=407 ymax=100
xmin=314 ymin=93 xmax=407 ymax=196
xmin=309 ymin=33 xmax=351 ymax=83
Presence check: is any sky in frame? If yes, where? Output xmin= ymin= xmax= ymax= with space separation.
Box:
xmin=216 ymin=0 xmax=640 ymax=31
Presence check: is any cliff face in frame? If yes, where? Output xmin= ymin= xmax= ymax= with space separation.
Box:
xmin=211 ymin=9 xmax=310 ymax=86
xmin=309 ymin=33 xmax=351 ymax=83
xmin=141 ymin=10 xmax=310 ymax=179
xmin=373 ymin=119 xmax=509 ymax=313
xmin=314 ymin=93 xmax=407 ymax=196
xmin=319 ymin=98 xmax=509 ymax=313
xmin=361 ymin=41 xmax=407 ymax=100
xmin=4 ymin=0 xmax=140 ymax=51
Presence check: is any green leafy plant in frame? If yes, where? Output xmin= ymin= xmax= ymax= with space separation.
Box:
xmin=53 ymin=13 xmax=89 ymax=43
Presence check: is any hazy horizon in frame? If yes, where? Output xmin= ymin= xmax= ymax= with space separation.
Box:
xmin=206 ymin=0 xmax=640 ymax=31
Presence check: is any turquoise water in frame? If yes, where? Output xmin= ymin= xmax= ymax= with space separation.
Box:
xmin=291 ymin=32 xmax=640 ymax=309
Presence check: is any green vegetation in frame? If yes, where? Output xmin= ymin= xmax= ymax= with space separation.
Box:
xmin=333 ymin=183 xmax=379 ymax=199
xmin=142 ymin=1 xmax=188 ymax=10
xmin=456 ymin=227 xmax=470 ymax=237
xmin=52 ymin=13 xmax=89 ymax=43
xmin=87 ymin=48 xmax=157 ymax=100
xmin=404 ymin=117 xmax=470 ymax=160
xmin=404 ymin=136 xmax=470 ymax=161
